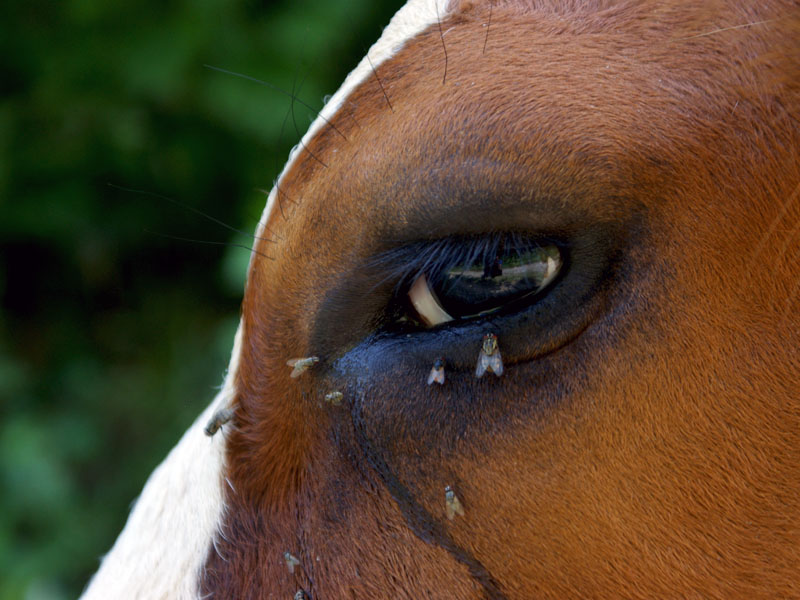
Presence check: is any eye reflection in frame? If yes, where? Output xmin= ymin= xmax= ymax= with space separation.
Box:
xmin=408 ymin=240 xmax=562 ymax=327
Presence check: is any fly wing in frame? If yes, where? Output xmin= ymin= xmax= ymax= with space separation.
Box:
xmin=428 ymin=368 xmax=445 ymax=385
xmin=476 ymin=352 xmax=491 ymax=377
xmin=427 ymin=368 xmax=437 ymax=385
xmin=446 ymin=494 xmax=465 ymax=519
xmin=488 ymin=352 xmax=503 ymax=376
xmin=286 ymin=358 xmax=299 ymax=366
xmin=284 ymin=552 xmax=301 ymax=574
xmin=452 ymin=495 xmax=465 ymax=517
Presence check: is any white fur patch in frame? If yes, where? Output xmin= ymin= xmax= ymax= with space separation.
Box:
xmin=80 ymin=326 xmax=241 ymax=600
xmin=81 ymin=2 xmax=452 ymax=598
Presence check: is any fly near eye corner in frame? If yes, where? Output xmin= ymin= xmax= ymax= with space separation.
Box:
xmin=445 ymin=485 xmax=465 ymax=520
xmin=286 ymin=356 xmax=320 ymax=378
xmin=475 ymin=333 xmax=503 ymax=378
xmin=427 ymin=357 xmax=446 ymax=385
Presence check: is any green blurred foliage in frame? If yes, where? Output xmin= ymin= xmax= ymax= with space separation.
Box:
xmin=0 ymin=0 xmax=403 ymax=597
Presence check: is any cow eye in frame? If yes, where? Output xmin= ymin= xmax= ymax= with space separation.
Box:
xmin=405 ymin=237 xmax=563 ymax=327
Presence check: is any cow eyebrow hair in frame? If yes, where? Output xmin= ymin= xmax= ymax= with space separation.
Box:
xmin=203 ymin=64 xmax=348 ymax=142
xmin=483 ymin=0 xmax=493 ymax=55
xmin=435 ymin=0 xmax=448 ymax=85
xmin=671 ymin=18 xmax=773 ymax=41
xmin=108 ymin=183 xmax=276 ymax=244
xmin=143 ymin=230 xmax=275 ymax=261
xmin=366 ymin=53 xmax=393 ymax=113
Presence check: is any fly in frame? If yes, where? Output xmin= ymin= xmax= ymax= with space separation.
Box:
xmin=427 ymin=357 xmax=446 ymax=385
xmin=284 ymin=551 xmax=302 ymax=574
xmin=204 ymin=407 xmax=235 ymax=436
xmin=445 ymin=485 xmax=465 ymax=519
xmin=287 ymin=356 xmax=319 ymax=378
xmin=324 ymin=391 xmax=343 ymax=405
xmin=475 ymin=333 xmax=503 ymax=377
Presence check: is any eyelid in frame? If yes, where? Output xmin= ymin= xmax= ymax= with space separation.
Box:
xmin=408 ymin=273 xmax=454 ymax=327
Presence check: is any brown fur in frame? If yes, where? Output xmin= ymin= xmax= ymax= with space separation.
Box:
xmin=202 ymin=1 xmax=800 ymax=598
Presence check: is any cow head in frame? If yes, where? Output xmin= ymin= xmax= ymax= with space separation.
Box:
xmin=84 ymin=1 xmax=800 ymax=598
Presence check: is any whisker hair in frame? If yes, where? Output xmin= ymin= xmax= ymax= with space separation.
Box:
xmin=108 ymin=183 xmax=276 ymax=244
xmin=483 ymin=1 xmax=493 ymax=55
xmin=274 ymin=57 xmax=307 ymax=183
xmin=290 ymin=94 xmax=329 ymax=169
xmin=204 ymin=64 xmax=348 ymax=142
xmin=673 ymin=19 xmax=773 ymax=41
xmin=367 ymin=53 xmax=393 ymax=112
xmin=258 ymin=184 xmax=286 ymax=221
xmin=435 ymin=0 xmax=448 ymax=85
xmin=143 ymin=230 xmax=275 ymax=261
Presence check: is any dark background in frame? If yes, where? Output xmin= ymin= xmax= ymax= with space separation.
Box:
xmin=0 ymin=1 xmax=404 ymax=597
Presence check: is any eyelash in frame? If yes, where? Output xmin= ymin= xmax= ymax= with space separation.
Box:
xmin=370 ymin=232 xmax=565 ymax=329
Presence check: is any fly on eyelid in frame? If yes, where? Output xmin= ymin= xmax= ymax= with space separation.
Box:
xmin=475 ymin=333 xmax=503 ymax=378
xmin=286 ymin=356 xmax=319 ymax=378
xmin=427 ymin=357 xmax=446 ymax=385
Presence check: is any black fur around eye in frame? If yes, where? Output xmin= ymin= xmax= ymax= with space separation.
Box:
xmin=311 ymin=219 xmax=621 ymax=368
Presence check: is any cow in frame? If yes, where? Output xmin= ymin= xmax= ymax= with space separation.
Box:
xmin=82 ymin=0 xmax=800 ymax=598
